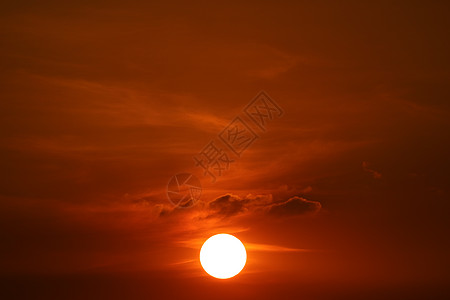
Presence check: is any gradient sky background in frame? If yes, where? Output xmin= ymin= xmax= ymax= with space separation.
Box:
xmin=1 ymin=1 xmax=449 ymax=299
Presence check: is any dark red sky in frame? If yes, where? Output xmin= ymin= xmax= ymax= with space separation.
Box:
xmin=1 ymin=1 xmax=449 ymax=299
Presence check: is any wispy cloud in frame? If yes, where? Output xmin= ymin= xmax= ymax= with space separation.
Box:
xmin=245 ymin=243 xmax=315 ymax=253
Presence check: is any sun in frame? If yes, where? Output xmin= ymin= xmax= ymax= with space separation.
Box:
xmin=200 ymin=234 xmax=247 ymax=279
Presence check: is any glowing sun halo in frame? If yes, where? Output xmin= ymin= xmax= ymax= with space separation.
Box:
xmin=200 ymin=234 xmax=247 ymax=279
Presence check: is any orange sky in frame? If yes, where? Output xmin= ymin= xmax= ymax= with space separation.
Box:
xmin=1 ymin=1 xmax=449 ymax=299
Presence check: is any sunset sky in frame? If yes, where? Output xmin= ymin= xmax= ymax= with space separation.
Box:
xmin=1 ymin=1 xmax=449 ymax=299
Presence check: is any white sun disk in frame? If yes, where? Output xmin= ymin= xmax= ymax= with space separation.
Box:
xmin=200 ymin=234 xmax=247 ymax=279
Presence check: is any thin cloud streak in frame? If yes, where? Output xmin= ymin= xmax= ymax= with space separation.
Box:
xmin=245 ymin=243 xmax=317 ymax=253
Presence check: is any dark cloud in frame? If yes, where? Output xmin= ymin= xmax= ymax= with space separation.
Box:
xmin=206 ymin=193 xmax=321 ymax=219
xmin=208 ymin=194 xmax=247 ymax=217
xmin=267 ymin=196 xmax=322 ymax=216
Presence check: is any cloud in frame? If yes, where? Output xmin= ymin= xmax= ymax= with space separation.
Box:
xmin=267 ymin=196 xmax=322 ymax=216
xmin=362 ymin=161 xmax=382 ymax=179
xmin=245 ymin=243 xmax=314 ymax=252
xmin=208 ymin=194 xmax=247 ymax=217
xmin=206 ymin=193 xmax=321 ymax=219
